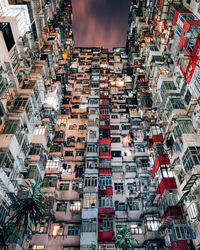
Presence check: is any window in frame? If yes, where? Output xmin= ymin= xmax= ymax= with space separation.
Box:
xmin=131 ymin=224 xmax=142 ymax=234
xmin=72 ymin=182 xmax=81 ymax=191
xmin=99 ymin=245 xmax=115 ymax=250
xmin=33 ymin=220 xmax=48 ymax=233
xmin=25 ymin=101 xmax=33 ymax=120
xmin=182 ymin=147 xmax=200 ymax=172
xmin=99 ymin=196 xmax=113 ymax=208
xmin=150 ymin=126 xmax=162 ymax=136
xmin=89 ymin=130 xmax=97 ymax=139
xmin=1 ymin=23 xmax=15 ymax=52
xmin=111 ymin=137 xmax=121 ymax=143
xmin=80 ymin=114 xmax=88 ymax=119
xmin=115 ymin=202 xmax=126 ymax=211
xmin=29 ymin=144 xmax=42 ymax=155
xmin=135 ymin=144 xmax=145 ymax=152
xmin=157 ymin=165 xmax=173 ymax=181
xmin=111 ymin=114 xmax=118 ymax=119
xmin=68 ymin=226 xmax=79 ymax=236
xmin=99 ymin=218 xmax=113 ymax=232
xmin=76 ymin=149 xmax=84 ymax=156
xmin=100 ymin=119 xmax=110 ymax=126
xmin=62 ymin=164 xmax=72 ymax=173
xmin=56 ymin=202 xmax=67 ymax=212
xmin=112 ymin=151 xmax=121 ymax=158
xmin=100 ymin=144 xmax=110 ymax=153
xmin=79 ymin=124 xmax=86 ymax=130
xmin=87 ymin=144 xmax=98 ymax=153
xmin=127 ymin=182 xmax=137 ymax=192
xmin=60 ymin=183 xmax=69 ymax=190
xmin=65 ymin=151 xmax=73 ymax=156
xmin=184 ymin=90 xmax=191 ymax=105
xmin=114 ymin=183 xmax=124 ymax=193
xmin=82 ymin=219 xmax=96 ymax=232
xmin=175 ymin=120 xmax=194 ymax=135
xmin=111 ymin=125 xmax=119 ymax=130
xmin=87 ymin=159 xmax=98 ymax=168
xmin=121 ymin=124 xmax=130 ymax=130
xmin=43 ymin=177 xmax=57 ymax=187
xmin=100 ymin=130 xmax=110 ymax=138
xmin=100 ymin=159 xmax=111 ymax=168
xmin=77 ymin=137 xmax=85 ymax=143
xmin=70 ymin=201 xmax=81 ymax=212
xmin=71 ymin=114 xmax=78 ymax=119
xmin=22 ymin=137 xmax=29 ymax=155
xmin=84 ymin=177 xmax=97 ymax=187
xmin=32 ymin=246 xmax=45 ymax=250
xmin=128 ymin=199 xmax=139 ymax=211
xmin=99 ymin=176 xmax=112 ymax=186
xmin=100 ymin=108 xmax=110 ymax=115
xmin=83 ymin=194 xmax=97 ymax=208
xmin=89 ymin=99 xmax=99 ymax=105
xmin=126 ymin=165 xmax=136 ymax=172
xmin=145 ymin=216 xmax=160 ymax=231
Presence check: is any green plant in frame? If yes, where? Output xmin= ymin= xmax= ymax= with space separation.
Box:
xmin=90 ymin=241 xmax=97 ymax=250
xmin=7 ymin=180 xmax=48 ymax=231
xmin=0 ymin=223 xmax=15 ymax=250
xmin=114 ymin=226 xmax=138 ymax=250
xmin=1 ymin=180 xmax=49 ymax=249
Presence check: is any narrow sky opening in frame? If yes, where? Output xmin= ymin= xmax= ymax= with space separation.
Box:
xmin=72 ymin=0 xmax=131 ymax=50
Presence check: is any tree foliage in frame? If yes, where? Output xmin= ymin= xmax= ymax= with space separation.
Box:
xmin=0 ymin=180 xmax=48 ymax=249
xmin=115 ymin=226 xmax=138 ymax=250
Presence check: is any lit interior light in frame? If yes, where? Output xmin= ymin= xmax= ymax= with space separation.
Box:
xmin=53 ymin=226 xmax=59 ymax=236
xmin=117 ymin=80 xmax=124 ymax=87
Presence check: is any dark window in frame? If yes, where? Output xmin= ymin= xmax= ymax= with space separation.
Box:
xmin=60 ymin=183 xmax=69 ymax=190
xmin=114 ymin=183 xmax=124 ymax=192
xmin=111 ymin=137 xmax=121 ymax=143
xmin=100 ymin=144 xmax=110 ymax=153
xmin=65 ymin=151 xmax=73 ymax=156
xmin=56 ymin=202 xmax=67 ymax=212
xmin=1 ymin=23 xmax=15 ymax=51
xmin=99 ymin=218 xmax=113 ymax=232
xmin=184 ymin=90 xmax=191 ymax=105
xmin=68 ymin=226 xmax=79 ymax=236
xmin=100 ymin=130 xmax=110 ymax=138
xmin=112 ymin=151 xmax=121 ymax=157
xmin=84 ymin=177 xmax=97 ymax=187
xmin=115 ymin=202 xmax=126 ymax=211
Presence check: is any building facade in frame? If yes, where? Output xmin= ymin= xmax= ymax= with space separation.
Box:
xmin=0 ymin=0 xmax=200 ymax=249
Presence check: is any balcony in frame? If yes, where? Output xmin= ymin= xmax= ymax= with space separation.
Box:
xmin=7 ymin=96 xmax=29 ymax=114
xmin=98 ymin=232 xmax=114 ymax=242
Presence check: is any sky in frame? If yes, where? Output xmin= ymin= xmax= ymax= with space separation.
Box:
xmin=72 ymin=0 xmax=131 ymax=50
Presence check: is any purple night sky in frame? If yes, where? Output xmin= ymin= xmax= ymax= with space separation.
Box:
xmin=72 ymin=0 xmax=131 ymax=50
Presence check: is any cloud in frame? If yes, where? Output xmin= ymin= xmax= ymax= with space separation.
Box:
xmin=72 ymin=0 xmax=130 ymax=50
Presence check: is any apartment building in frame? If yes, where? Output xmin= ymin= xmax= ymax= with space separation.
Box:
xmin=0 ymin=0 xmax=200 ymax=249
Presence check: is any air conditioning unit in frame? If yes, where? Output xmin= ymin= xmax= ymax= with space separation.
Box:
xmin=100 ymin=186 xmax=106 ymax=191
xmin=91 ymin=203 xmax=96 ymax=208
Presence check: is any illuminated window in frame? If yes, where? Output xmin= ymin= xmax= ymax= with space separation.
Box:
xmin=70 ymin=201 xmax=81 ymax=212
xmin=32 ymin=220 xmax=48 ymax=233
xmin=145 ymin=216 xmax=160 ymax=231
xmin=32 ymin=246 xmax=45 ymax=250
xmin=83 ymin=194 xmax=97 ymax=208
xmin=131 ymin=224 xmax=142 ymax=234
